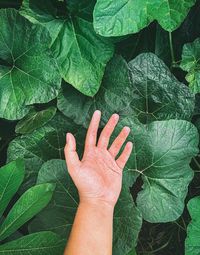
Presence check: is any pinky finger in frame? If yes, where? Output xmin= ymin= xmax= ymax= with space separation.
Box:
xmin=116 ymin=142 xmax=133 ymax=169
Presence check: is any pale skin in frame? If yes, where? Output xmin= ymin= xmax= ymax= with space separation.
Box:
xmin=64 ymin=110 xmax=133 ymax=255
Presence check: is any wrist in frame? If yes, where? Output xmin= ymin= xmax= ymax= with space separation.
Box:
xmin=79 ymin=197 xmax=115 ymax=212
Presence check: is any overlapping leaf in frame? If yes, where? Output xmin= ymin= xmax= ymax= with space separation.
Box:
xmin=0 ymin=9 xmax=61 ymax=120
xmin=15 ymin=107 xmax=57 ymax=134
xmin=20 ymin=0 xmax=114 ymax=96
xmin=0 ymin=231 xmax=65 ymax=254
xmin=28 ymin=159 xmax=142 ymax=255
xmin=0 ymin=183 xmax=55 ymax=241
xmin=180 ymin=38 xmax=200 ymax=93
xmin=93 ymin=0 xmax=196 ymax=36
xmin=0 ymin=159 xmax=24 ymax=218
xmin=57 ymin=53 xmax=194 ymax=127
xmin=56 ymin=52 xmax=199 ymax=222
xmin=111 ymin=117 xmax=199 ymax=222
xmin=185 ymin=196 xmax=200 ymax=254
xmin=7 ymin=113 xmax=86 ymax=191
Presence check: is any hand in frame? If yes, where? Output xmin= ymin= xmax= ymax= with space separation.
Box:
xmin=64 ymin=110 xmax=133 ymax=207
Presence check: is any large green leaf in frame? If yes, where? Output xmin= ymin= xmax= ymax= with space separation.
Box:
xmin=0 ymin=183 xmax=55 ymax=241
xmin=20 ymin=0 xmax=114 ymax=96
xmin=180 ymin=38 xmax=200 ymax=93
xmin=0 ymin=9 xmax=61 ymax=120
xmin=7 ymin=113 xmax=86 ymax=191
xmin=93 ymin=0 xmax=196 ymax=36
xmin=109 ymin=117 xmax=199 ymax=223
xmin=0 ymin=232 xmax=65 ymax=254
xmin=15 ymin=107 xmax=57 ymax=134
xmin=57 ymin=54 xmax=194 ymax=127
xmin=0 ymin=159 xmax=24 ymax=218
xmin=131 ymin=119 xmax=198 ymax=222
xmin=28 ymin=159 xmax=142 ymax=255
xmin=185 ymin=196 xmax=200 ymax=255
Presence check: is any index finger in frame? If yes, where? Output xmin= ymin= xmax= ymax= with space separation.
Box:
xmin=84 ymin=110 xmax=101 ymax=150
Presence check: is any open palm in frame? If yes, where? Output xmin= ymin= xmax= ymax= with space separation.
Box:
xmin=64 ymin=110 xmax=133 ymax=206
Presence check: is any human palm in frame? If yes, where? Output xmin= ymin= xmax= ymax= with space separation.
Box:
xmin=64 ymin=111 xmax=132 ymax=206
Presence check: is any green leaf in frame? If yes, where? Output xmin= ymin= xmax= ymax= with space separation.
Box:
xmin=113 ymin=187 xmax=142 ymax=254
xmin=126 ymin=249 xmax=137 ymax=255
xmin=57 ymin=54 xmax=194 ymax=127
xmin=67 ymin=0 xmax=96 ymax=21
xmin=93 ymin=0 xmax=196 ymax=36
xmin=7 ymin=113 xmax=85 ymax=191
xmin=155 ymin=1 xmax=200 ymax=68
xmin=111 ymin=116 xmax=199 ymax=222
xmin=185 ymin=196 xmax=200 ymax=255
xmin=29 ymin=159 xmax=142 ymax=255
xmin=15 ymin=107 xmax=57 ymax=134
xmin=0 ymin=231 xmax=65 ymax=254
xmin=132 ymin=119 xmax=198 ymax=222
xmin=20 ymin=0 xmax=114 ymax=96
xmin=0 ymin=183 xmax=55 ymax=241
xmin=180 ymin=38 xmax=200 ymax=93
xmin=0 ymin=9 xmax=61 ymax=120
xmin=0 ymin=159 xmax=24 ymax=218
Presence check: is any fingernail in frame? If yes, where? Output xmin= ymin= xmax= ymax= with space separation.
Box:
xmin=66 ymin=133 xmax=71 ymax=143
xmin=94 ymin=110 xmax=101 ymax=116
xmin=113 ymin=113 xmax=119 ymax=120
xmin=124 ymin=126 xmax=130 ymax=132
xmin=127 ymin=141 xmax=133 ymax=147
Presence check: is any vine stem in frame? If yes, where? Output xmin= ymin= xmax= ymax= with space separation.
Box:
xmin=169 ymin=32 xmax=176 ymax=68
xmin=193 ymin=156 xmax=200 ymax=170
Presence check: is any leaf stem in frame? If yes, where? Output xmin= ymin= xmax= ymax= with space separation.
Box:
xmin=193 ymin=157 xmax=200 ymax=170
xmin=169 ymin=32 xmax=176 ymax=68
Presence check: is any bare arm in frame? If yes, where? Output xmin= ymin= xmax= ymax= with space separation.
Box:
xmin=64 ymin=110 xmax=133 ymax=255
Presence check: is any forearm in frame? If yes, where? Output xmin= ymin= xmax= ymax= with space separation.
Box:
xmin=64 ymin=200 xmax=114 ymax=255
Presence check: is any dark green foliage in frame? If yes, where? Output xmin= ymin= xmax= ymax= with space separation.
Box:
xmin=1 ymin=0 xmax=200 ymax=254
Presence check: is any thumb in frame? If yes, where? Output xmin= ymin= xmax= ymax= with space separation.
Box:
xmin=64 ymin=133 xmax=81 ymax=170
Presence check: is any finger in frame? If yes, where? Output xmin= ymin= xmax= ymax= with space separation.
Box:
xmin=97 ymin=113 xmax=119 ymax=148
xmin=116 ymin=141 xmax=133 ymax=169
xmin=84 ymin=110 xmax=101 ymax=150
xmin=108 ymin=126 xmax=130 ymax=157
xmin=64 ymin=133 xmax=81 ymax=169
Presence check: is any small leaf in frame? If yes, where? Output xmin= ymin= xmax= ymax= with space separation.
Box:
xmin=185 ymin=196 xmax=200 ymax=254
xmin=0 ymin=183 xmax=55 ymax=241
xmin=0 ymin=231 xmax=65 ymax=254
xmin=93 ymin=0 xmax=196 ymax=36
xmin=180 ymin=38 xmax=200 ymax=93
xmin=0 ymin=159 xmax=24 ymax=218
xmin=15 ymin=107 xmax=57 ymax=134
